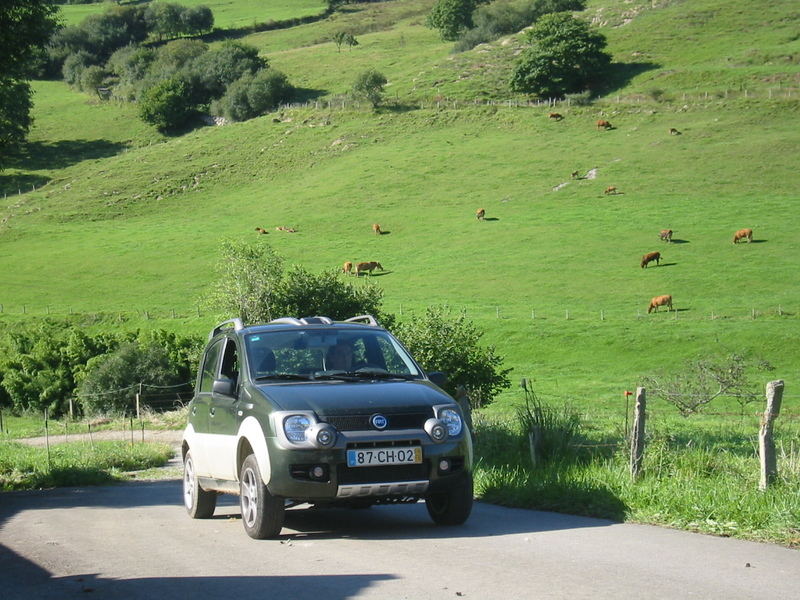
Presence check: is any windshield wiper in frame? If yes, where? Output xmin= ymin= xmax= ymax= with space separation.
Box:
xmin=314 ymin=370 xmax=415 ymax=381
xmin=254 ymin=373 xmax=312 ymax=381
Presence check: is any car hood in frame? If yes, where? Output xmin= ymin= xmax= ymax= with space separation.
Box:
xmin=253 ymin=379 xmax=453 ymax=415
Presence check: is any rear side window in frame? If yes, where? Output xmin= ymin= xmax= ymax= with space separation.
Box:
xmin=199 ymin=339 xmax=224 ymax=393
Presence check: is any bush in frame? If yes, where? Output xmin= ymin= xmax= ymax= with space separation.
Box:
xmin=517 ymin=378 xmax=581 ymax=463
xmin=78 ymin=342 xmax=184 ymax=415
xmin=79 ymin=65 xmax=107 ymax=93
xmin=393 ymin=306 xmax=511 ymax=408
xmin=427 ymin=0 xmax=479 ymax=41
xmin=212 ymin=68 xmax=293 ymax=121
xmin=138 ymin=77 xmax=194 ymax=131
xmin=62 ymin=50 xmax=97 ymax=88
xmin=351 ymin=68 xmax=388 ymax=107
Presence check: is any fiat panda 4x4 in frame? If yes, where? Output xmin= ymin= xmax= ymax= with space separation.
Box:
xmin=182 ymin=315 xmax=473 ymax=539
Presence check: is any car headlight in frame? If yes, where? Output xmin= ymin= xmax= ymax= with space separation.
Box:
xmin=438 ymin=408 xmax=463 ymax=437
xmin=284 ymin=415 xmax=311 ymax=443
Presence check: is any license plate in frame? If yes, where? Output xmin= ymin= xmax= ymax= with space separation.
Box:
xmin=347 ymin=446 xmax=422 ymax=467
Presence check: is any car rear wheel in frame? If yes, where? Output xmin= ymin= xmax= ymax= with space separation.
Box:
xmin=240 ymin=454 xmax=285 ymax=539
xmin=425 ymin=472 xmax=474 ymax=526
xmin=183 ymin=450 xmax=217 ymax=519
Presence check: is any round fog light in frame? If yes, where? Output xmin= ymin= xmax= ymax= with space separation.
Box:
xmin=439 ymin=459 xmax=451 ymax=472
xmin=317 ymin=429 xmax=333 ymax=446
xmin=311 ymin=466 xmax=325 ymax=479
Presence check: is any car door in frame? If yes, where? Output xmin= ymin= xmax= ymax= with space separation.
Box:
xmin=205 ymin=337 xmax=241 ymax=481
xmin=189 ymin=337 xmax=224 ymax=476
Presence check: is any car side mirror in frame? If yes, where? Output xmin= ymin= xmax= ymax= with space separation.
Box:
xmin=428 ymin=372 xmax=448 ymax=388
xmin=212 ymin=377 xmax=235 ymax=398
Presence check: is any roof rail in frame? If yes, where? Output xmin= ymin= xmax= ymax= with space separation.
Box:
xmin=344 ymin=315 xmax=379 ymax=326
xmin=209 ymin=318 xmax=243 ymax=340
xmin=269 ymin=316 xmax=335 ymax=326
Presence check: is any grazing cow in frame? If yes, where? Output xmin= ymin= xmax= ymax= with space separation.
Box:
xmin=604 ymin=186 xmax=618 ymax=195
xmin=647 ymin=294 xmax=673 ymax=313
xmin=669 ymin=127 xmax=681 ymax=135
xmin=255 ymin=227 xmax=268 ymax=234
xmin=355 ymin=261 xmax=384 ymax=276
xmin=596 ymin=119 xmax=612 ymax=130
xmin=659 ymin=229 xmax=673 ymax=242
xmin=342 ymin=261 xmax=353 ymax=275
xmin=549 ymin=112 xmax=563 ymax=121
xmin=571 ymin=170 xmax=580 ymax=179
xmin=641 ymin=251 xmax=661 ymax=268
xmin=733 ymin=228 xmax=753 ymax=244
xmin=372 ymin=223 xmax=382 ymax=235
xmin=476 ymin=208 xmax=486 ymax=221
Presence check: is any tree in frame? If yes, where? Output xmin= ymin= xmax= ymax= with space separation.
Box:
xmin=427 ymin=0 xmax=479 ymax=41
xmin=0 ymin=0 xmax=60 ymax=168
xmin=641 ymin=353 xmax=774 ymax=417
xmin=184 ymin=41 xmax=265 ymax=103
xmin=510 ymin=12 xmax=611 ymax=98
xmin=138 ymin=77 xmax=194 ymax=131
xmin=181 ymin=5 xmax=214 ymax=36
xmin=352 ymin=69 xmax=388 ymax=107
xmin=393 ymin=306 xmax=511 ymax=408
xmin=332 ymin=31 xmax=358 ymax=52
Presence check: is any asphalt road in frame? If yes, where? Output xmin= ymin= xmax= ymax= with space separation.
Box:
xmin=1 ymin=479 xmax=798 ymax=600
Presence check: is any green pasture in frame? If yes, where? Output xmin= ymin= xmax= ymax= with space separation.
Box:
xmin=2 ymin=0 xmax=799 ymax=408
xmin=58 ymin=0 xmax=327 ymax=29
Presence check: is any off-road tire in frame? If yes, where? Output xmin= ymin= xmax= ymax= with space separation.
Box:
xmin=425 ymin=472 xmax=474 ymax=526
xmin=183 ymin=450 xmax=217 ymax=519
xmin=240 ymin=454 xmax=285 ymax=539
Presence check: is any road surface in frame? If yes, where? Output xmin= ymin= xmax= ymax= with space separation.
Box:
xmin=1 ymin=479 xmax=797 ymax=599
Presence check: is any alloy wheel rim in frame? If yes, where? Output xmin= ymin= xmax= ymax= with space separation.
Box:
xmin=183 ymin=457 xmax=195 ymax=509
xmin=241 ymin=468 xmax=258 ymax=527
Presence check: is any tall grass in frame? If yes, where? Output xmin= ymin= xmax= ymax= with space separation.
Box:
xmin=473 ymin=407 xmax=800 ymax=547
xmin=0 ymin=441 xmax=174 ymax=490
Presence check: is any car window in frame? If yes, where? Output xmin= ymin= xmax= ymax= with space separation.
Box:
xmin=245 ymin=329 xmax=421 ymax=378
xmin=199 ymin=339 xmax=224 ymax=393
xmin=220 ymin=339 xmax=239 ymax=387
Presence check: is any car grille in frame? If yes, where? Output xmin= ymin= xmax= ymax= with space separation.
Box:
xmin=323 ymin=411 xmax=432 ymax=431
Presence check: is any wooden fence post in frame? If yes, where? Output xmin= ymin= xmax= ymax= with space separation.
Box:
xmin=630 ymin=387 xmax=646 ymax=479
xmin=759 ymin=380 xmax=784 ymax=490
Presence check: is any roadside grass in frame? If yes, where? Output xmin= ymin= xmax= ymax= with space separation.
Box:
xmin=0 ymin=407 xmax=189 ymax=440
xmin=0 ymin=440 xmax=174 ymax=491
xmin=473 ymin=410 xmax=800 ymax=547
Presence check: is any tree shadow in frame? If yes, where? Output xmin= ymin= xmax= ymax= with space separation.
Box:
xmin=0 ymin=173 xmax=50 ymax=197
xmin=600 ymin=61 xmax=661 ymax=94
xmin=5 ymin=139 xmax=128 ymax=171
xmin=290 ymin=87 xmax=329 ymax=104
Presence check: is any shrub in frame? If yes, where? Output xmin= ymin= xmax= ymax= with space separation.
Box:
xmin=351 ymin=68 xmax=388 ymax=107
xmin=79 ymin=65 xmax=107 ymax=93
xmin=78 ymin=342 xmax=184 ymax=415
xmin=62 ymin=50 xmax=97 ymax=88
xmin=138 ymin=77 xmax=194 ymax=131
xmin=517 ymin=378 xmax=581 ymax=463
xmin=393 ymin=306 xmax=511 ymax=408
xmin=212 ymin=68 xmax=293 ymax=121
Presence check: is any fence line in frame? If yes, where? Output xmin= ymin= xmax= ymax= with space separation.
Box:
xmin=0 ymin=303 xmax=795 ymax=323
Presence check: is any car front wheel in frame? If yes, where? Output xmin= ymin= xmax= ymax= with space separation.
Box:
xmin=425 ymin=472 xmax=474 ymax=526
xmin=240 ymin=454 xmax=285 ymax=539
xmin=183 ymin=450 xmax=217 ymax=519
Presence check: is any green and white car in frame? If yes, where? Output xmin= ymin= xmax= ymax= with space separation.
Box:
xmin=182 ymin=315 xmax=474 ymax=539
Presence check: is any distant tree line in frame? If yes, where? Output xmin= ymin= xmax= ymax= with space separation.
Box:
xmin=46 ymin=3 xmax=294 ymax=130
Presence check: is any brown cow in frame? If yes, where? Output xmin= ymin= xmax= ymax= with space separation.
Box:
xmin=571 ymin=170 xmax=580 ymax=179
xmin=733 ymin=228 xmax=753 ymax=244
xmin=342 ymin=261 xmax=353 ymax=275
xmin=372 ymin=223 xmax=382 ymax=235
xmin=669 ymin=128 xmax=681 ymax=135
xmin=597 ymin=119 xmax=612 ymax=130
xmin=549 ymin=112 xmax=563 ymax=121
xmin=641 ymin=251 xmax=661 ymax=268
xmin=255 ymin=227 xmax=268 ymax=234
xmin=659 ymin=229 xmax=673 ymax=242
xmin=647 ymin=295 xmax=673 ymax=313
xmin=355 ymin=261 xmax=384 ymax=276
xmin=604 ymin=186 xmax=618 ymax=195
xmin=476 ymin=208 xmax=486 ymax=221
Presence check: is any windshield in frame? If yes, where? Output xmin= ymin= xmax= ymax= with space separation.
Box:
xmin=245 ymin=328 xmax=422 ymax=381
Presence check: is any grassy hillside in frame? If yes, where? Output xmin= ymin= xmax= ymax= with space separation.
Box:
xmin=2 ymin=0 xmax=799 ymax=408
